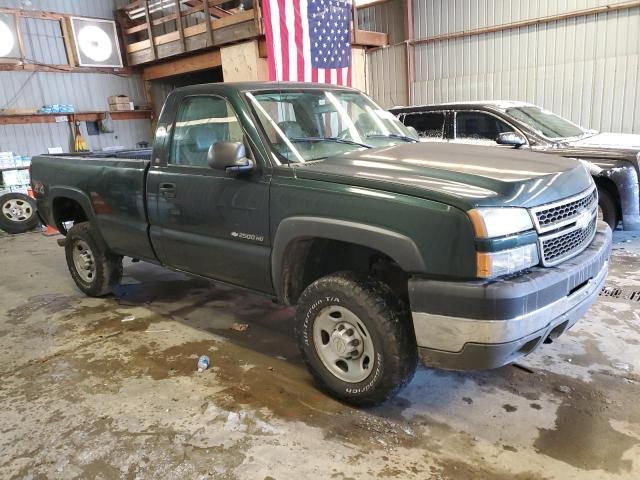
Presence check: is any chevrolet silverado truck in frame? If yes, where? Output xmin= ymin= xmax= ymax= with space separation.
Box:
xmin=31 ymin=83 xmax=612 ymax=406
xmin=391 ymin=101 xmax=640 ymax=231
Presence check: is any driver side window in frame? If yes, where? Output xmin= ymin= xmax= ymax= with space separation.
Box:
xmin=455 ymin=111 xmax=511 ymax=141
xmin=170 ymin=96 xmax=243 ymax=167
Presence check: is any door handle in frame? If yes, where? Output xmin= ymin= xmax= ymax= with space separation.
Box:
xmin=159 ymin=183 xmax=176 ymax=199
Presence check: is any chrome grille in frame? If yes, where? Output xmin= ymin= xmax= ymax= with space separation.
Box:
xmin=531 ymin=186 xmax=598 ymax=266
xmin=531 ymin=187 xmax=597 ymax=233
xmin=539 ymin=217 xmax=597 ymax=266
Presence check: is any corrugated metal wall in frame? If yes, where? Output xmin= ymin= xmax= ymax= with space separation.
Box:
xmin=413 ymin=0 xmax=640 ymax=133
xmin=366 ymin=0 xmax=640 ymax=134
xmin=0 ymin=0 xmax=116 ymax=19
xmin=357 ymin=0 xmax=405 ymax=44
xmin=366 ymin=44 xmax=408 ymax=108
xmin=0 ymin=0 xmax=153 ymax=156
xmin=357 ymin=0 xmax=408 ymax=107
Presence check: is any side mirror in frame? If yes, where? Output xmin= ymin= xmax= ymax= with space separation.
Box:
xmin=496 ymin=132 xmax=526 ymax=148
xmin=207 ymin=141 xmax=254 ymax=173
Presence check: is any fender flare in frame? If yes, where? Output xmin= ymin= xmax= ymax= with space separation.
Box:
xmin=47 ymin=186 xmax=97 ymax=231
xmin=596 ymin=165 xmax=640 ymax=231
xmin=271 ymin=216 xmax=427 ymax=299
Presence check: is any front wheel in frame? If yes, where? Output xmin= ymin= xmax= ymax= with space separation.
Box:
xmin=295 ymin=272 xmax=418 ymax=406
xmin=65 ymin=222 xmax=123 ymax=297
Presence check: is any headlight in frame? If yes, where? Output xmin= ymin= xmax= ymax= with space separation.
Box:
xmin=468 ymin=208 xmax=538 ymax=278
xmin=468 ymin=208 xmax=533 ymax=238
xmin=476 ymin=243 xmax=539 ymax=278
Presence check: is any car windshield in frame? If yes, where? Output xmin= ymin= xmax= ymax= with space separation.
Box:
xmin=505 ymin=106 xmax=587 ymax=140
xmin=246 ymin=89 xmax=418 ymax=163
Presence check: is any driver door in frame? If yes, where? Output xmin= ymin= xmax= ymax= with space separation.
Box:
xmin=147 ymin=94 xmax=272 ymax=293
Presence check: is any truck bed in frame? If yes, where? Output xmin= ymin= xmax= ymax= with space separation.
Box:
xmin=31 ymin=153 xmax=156 ymax=262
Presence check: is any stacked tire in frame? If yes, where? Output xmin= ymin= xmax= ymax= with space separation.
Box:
xmin=0 ymin=192 xmax=40 ymax=234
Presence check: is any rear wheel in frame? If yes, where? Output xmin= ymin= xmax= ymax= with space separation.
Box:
xmin=295 ymin=272 xmax=418 ymax=406
xmin=65 ymin=222 xmax=122 ymax=297
xmin=0 ymin=192 xmax=39 ymax=234
xmin=597 ymin=187 xmax=618 ymax=230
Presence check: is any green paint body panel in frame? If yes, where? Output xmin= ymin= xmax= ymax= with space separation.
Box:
xmin=31 ymin=82 xmax=593 ymax=298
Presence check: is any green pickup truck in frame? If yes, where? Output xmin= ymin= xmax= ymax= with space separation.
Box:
xmin=31 ymin=82 xmax=612 ymax=405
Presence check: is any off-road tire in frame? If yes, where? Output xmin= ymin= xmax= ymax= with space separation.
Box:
xmin=0 ymin=192 xmax=39 ymax=234
xmin=597 ymin=187 xmax=618 ymax=231
xmin=65 ymin=222 xmax=122 ymax=297
xmin=295 ymin=271 xmax=418 ymax=406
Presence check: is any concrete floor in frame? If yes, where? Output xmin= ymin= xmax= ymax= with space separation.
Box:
xmin=1 ymin=231 xmax=640 ymax=479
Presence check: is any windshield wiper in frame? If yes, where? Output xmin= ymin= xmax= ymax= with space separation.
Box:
xmin=366 ymin=133 xmax=418 ymax=143
xmin=289 ymin=137 xmax=372 ymax=149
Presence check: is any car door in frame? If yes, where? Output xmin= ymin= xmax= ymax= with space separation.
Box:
xmin=452 ymin=110 xmax=529 ymax=148
xmin=399 ymin=110 xmax=448 ymax=142
xmin=147 ymin=93 xmax=272 ymax=293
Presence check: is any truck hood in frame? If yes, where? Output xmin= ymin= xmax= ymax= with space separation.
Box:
xmin=550 ymin=132 xmax=640 ymax=169
xmin=570 ymin=132 xmax=640 ymax=150
xmin=293 ymin=143 xmax=593 ymax=210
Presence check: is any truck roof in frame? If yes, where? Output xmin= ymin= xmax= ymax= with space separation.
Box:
xmin=390 ymin=100 xmax=536 ymax=112
xmin=173 ymin=81 xmax=357 ymax=95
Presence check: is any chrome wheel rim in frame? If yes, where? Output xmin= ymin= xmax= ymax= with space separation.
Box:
xmin=72 ymin=239 xmax=96 ymax=283
xmin=313 ymin=305 xmax=375 ymax=383
xmin=2 ymin=198 xmax=33 ymax=222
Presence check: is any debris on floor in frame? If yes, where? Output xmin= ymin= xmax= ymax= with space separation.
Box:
xmin=230 ymin=322 xmax=249 ymax=332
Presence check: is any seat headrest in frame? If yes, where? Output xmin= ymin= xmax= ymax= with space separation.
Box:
xmin=278 ymin=121 xmax=304 ymax=139
xmin=186 ymin=124 xmax=227 ymax=151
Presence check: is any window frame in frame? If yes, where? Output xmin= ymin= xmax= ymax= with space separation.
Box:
xmin=167 ymin=94 xmax=247 ymax=169
xmin=453 ymin=109 xmax=530 ymax=146
xmin=401 ymin=110 xmax=447 ymax=140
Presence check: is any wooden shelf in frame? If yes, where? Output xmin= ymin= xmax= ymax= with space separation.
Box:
xmin=0 ymin=110 xmax=153 ymax=126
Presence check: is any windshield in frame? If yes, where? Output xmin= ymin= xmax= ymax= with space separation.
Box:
xmin=246 ymin=89 xmax=418 ymax=163
xmin=505 ymin=106 xmax=587 ymax=140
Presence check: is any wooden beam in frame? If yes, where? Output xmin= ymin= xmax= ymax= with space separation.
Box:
xmin=353 ymin=29 xmax=388 ymax=47
xmin=0 ymin=6 xmax=65 ymax=20
xmin=253 ymin=0 xmax=263 ymax=34
xmin=125 ymin=22 xmax=149 ymax=35
xmin=0 ymin=62 xmax=134 ymax=74
xmin=258 ymin=38 xmax=268 ymax=58
xmin=203 ymin=0 xmax=214 ymax=47
xmin=184 ymin=0 xmax=231 ymax=18
xmin=61 ymin=17 xmax=77 ymax=66
xmin=143 ymin=0 xmax=157 ymax=60
xmin=142 ymin=50 xmax=221 ymax=80
xmin=13 ymin=11 xmax=25 ymax=61
xmin=0 ymin=110 xmax=152 ymax=125
xmin=403 ymin=0 xmax=414 ymax=104
xmin=173 ymin=0 xmax=185 ymax=53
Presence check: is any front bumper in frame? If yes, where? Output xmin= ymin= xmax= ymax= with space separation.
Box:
xmin=409 ymin=221 xmax=612 ymax=370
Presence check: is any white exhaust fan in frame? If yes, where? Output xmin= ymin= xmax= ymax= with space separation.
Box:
xmin=0 ymin=13 xmax=21 ymax=62
xmin=69 ymin=17 xmax=123 ymax=67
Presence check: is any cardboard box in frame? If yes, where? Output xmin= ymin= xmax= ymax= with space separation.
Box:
xmin=108 ymin=95 xmax=130 ymax=105
xmin=109 ymin=102 xmax=134 ymax=111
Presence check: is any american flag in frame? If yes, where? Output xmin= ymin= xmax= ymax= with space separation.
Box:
xmin=262 ymin=0 xmax=353 ymax=86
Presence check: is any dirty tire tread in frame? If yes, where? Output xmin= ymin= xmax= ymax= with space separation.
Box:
xmin=65 ymin=222 xmax=123 ymax=297
xmin=0 ymin=192 xmax=40 ymax=234
xmin=597 ymin=187 xmax=618 ymax=231
xmin=295 ymin=271 xmax=418 ymax=407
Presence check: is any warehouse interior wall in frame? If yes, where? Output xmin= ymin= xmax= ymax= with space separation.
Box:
xmin=0 ymin=0 xmax=153 ymax=156
xmin=365 ymin=0 xmax=640 ymax=134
